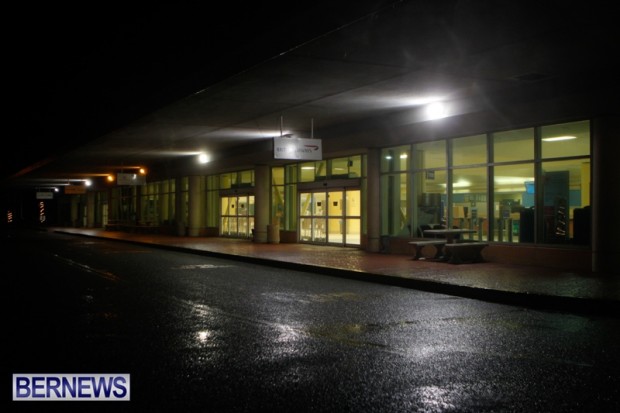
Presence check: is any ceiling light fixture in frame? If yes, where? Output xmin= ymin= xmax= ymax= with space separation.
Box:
xmin=542 ymin=135 xmax=577 ymax=142
xmin=425 ymin=101 xmax=447 ymax=120
xmin=198 ymin=153 xmax=210 ymax=164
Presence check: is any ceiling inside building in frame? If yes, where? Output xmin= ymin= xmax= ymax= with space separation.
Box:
xmin=4 ymin=1 xmax=618 ymax=190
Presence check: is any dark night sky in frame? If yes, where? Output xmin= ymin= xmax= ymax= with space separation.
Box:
xmin=3 ymin=2 xmax=392 ymax=180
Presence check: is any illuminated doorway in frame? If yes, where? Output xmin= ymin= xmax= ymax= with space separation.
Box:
xmin=299 ymin=189 xmax=360 ymax=245
xmin=220 ymin=195 xmax=255 ymax=238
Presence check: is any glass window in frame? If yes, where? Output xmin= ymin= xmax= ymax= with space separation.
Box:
xmin=349 ymin=155 xmax=362 ymax=178
xmin=493 ymin=164 xmax=535 ymax=243
xmin=493 ymin=128 xmax=534 ymax=162
xmin=238 ymin=170 xmax=254 ymax=187
xmin=381 ymin=173 xmax=409 ymax=236
xmin=315 ymin=160 xmax=327 ymax=180
xmin=272 ymin=166 xmax=284 ymax=185
xmin=413 ymin=169 xmax=446 ymax=236
xmin=452 ymin=134 xmax=487 ymax=166
xmin=381 ymin=146 xmax=410 ymax=172
xmin=451 ymin=167 xmax=487 ymax=241
xmin=541 ymin=159 xmax=590 ymax=244
xmin=299 ymin=162 xmax=315 ymax=182
xmin=412 ymin=140 xmax=446 ymax=169
xmin=219 ymin=173 xmax=232 ymax=189
xmin=541 ymin=120 xmax=590 ymax=158
xmin=330 ymin=157 xmax=350 ymax=178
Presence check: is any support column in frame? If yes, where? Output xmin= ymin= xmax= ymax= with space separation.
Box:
xmin=175 ymin=177 xmax=185 ymax=236
xmin=592 ymin=115 xmax=620 ymax=274
xmin=70 ymin=196 xmax=79 ymax=227
xmin=366 ymin=147 xmax=381 ymax=252
xmin=254 ymin=164 xmax=270 ymax=243
xmin=134 ymin=186 xmax=142 ymax=224
xmin=86 ymin=191 xmax=95 ymax=228
xmin=188 ymin=175 xmax=202 ymax=237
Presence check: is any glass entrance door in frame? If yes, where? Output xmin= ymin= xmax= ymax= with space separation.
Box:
xmin=220 ymin=195 xmax=255 ymax=238
xmin=299 ymin=188 xmax=360 ymax=246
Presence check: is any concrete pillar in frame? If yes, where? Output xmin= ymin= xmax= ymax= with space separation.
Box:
xmin=175 ymin=177 xmax=185 ymax=236
xmin=134 ymin=186 xmax=142 ymax=224
xmin=70 ymin=196 xmax=79 ymax=227
xmin=254 ymin=164 xmax=270 ymax=243
xmin=86 ymin=191 xmax=95 ymax=228
xmin=366 ymin=147 xmax=381 ymax=252
xmin=592 ymin=115 xmax=620 ymax=274
xmin=188 ymin=176 xmax=202 ymax=237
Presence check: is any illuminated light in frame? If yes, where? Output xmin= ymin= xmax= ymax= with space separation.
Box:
xmin=494 ymin=176 xmax=534 ymax=185
xmin=385 ymin=155 xmax=393 ymax=160
xmin=53 ymin=187 xmax=59 ymax=192
xmin=84 ymin=179 xmax=92 ymax=187
xmin=542 ymin=135 xmax=577 ymax=142
xmin=425 ymin=101 xmax=447 ymax=120
xmin=197 ymin=330 xmax=212 ymax=343
xmin=301 ymin=166 xmax=315 ymax=170
xmin=107 ymin=175 xmax=114 ymax=182
xmin=198 ymin=153 xmax=210 ymax=164
xmin=400 ymin=153 xmax=408 ymax=159
xmin=441 ymin=179 xmax=471 ymax=188
xmin=139 ymin=168 xmax=146 ymax=175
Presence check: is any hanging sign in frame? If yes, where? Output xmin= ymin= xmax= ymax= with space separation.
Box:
xmin=273 ymin=137 xmax=322 ymax=160
xmin=64 ymin=185 xmax=86 ymax=194
xmin=36 ymin=192 xmax=54 ymax=199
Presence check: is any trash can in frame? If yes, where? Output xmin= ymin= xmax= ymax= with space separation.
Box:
xmin=267 ymin=224 xmax=280 ymax=244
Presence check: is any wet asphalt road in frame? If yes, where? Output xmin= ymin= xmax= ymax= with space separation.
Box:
xmin=5 ymin=229 xmax=620 ymax=412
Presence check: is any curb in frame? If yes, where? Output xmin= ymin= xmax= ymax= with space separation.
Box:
xmin=54 ymin=230 xmax=620 ymax=318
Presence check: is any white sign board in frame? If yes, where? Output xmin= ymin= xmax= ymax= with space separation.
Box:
xmin=117 ymin=172 xmax=146 ymax=186
xmin=273 ymin=137 xmax=322 ymax=160
xmin=36 ymin=192 xmax=54 ymax=199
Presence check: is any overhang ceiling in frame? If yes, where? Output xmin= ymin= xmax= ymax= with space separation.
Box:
xmin=5 ymin=1 xmax=618 ymax=189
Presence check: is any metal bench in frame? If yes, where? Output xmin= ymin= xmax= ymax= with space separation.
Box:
xmin=408 ymin=239 xmax=447 ymax=260
xmin=443 ymin=242 xmax=489 ymax=264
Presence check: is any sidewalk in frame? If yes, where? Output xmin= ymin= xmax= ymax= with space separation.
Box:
xmin=51 ymin=227 xmax=620 ymax=317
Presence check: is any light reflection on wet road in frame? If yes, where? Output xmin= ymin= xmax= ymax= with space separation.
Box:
xmin=5 ymin=229 xmax=620 ymax=412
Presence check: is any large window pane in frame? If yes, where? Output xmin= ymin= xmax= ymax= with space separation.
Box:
xmin=349 ymin=155 xmax=362 ymax=178
xmin=493 ymin=128 xmax=534 ymax=162
xmin=541 ymin=120 xmax=590 ymax=158
xmin=413 ymin=169 xmax=446 ymax=236
xmin=541 ymin=159 xmax=590 ymax=245
xmin=452 ymin=167 xmax=487 ymax=241
xmin=493 ymin=164 xmax=535 ymax=243
xmin=452 ymin=134 xmax=487 ymax=166
xmin=381 ymin=173 xmax=409 ymax=236
xmin=330 ymin=158 xmax=349 ymax=178
xmin=381 ymin=146 xmax=410 ymax=172
xmin=412 ymin=140 xmax=446 ymax=169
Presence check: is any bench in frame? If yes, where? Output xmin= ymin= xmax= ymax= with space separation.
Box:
xmin=408 ymin=239 xmax=447 ymax=260
xmin=443 ymin=242 xmax=489 ymax=264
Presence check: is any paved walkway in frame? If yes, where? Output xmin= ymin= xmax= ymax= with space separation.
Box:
xmin=50 ymin=227 xmax=620 ymax=317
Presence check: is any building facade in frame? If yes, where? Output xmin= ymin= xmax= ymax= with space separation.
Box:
xmin=64 ymin=110 xmax=620 ymax=275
